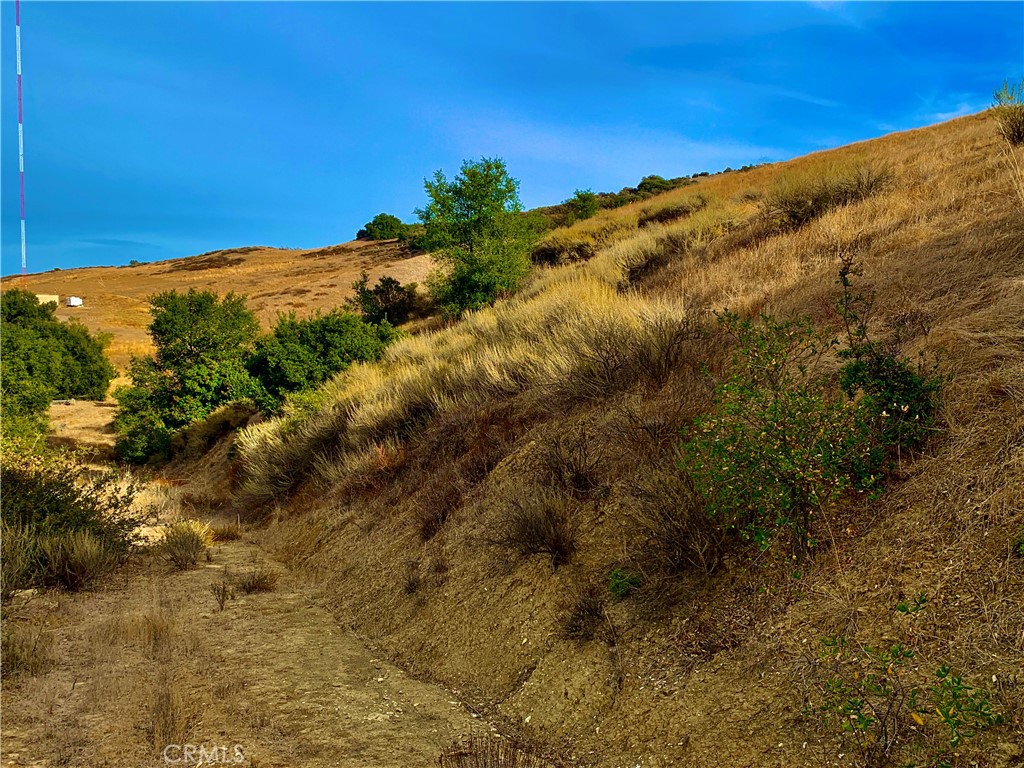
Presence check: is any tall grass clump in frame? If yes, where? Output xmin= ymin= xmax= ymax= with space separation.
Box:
xmin=759 ymin=164 xmax=891 ymax=232
xmin=234 ymin=274 xmax=694 ymax=511
xmin=1 ymin=624 xmax=55 ymax=678
xmin=992 ymin=78 xmax=1024 ymax=146
xmin=160 ymin=521 xmax=210 ymax=570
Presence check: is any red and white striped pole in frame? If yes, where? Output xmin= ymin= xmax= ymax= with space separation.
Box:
xmin=16 ymin=0 xmax=27 ymax=280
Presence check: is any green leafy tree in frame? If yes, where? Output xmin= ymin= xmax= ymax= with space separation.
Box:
xmin=564 ymin=188 xmax=600 ymax=224
xmin=114 ymin=289 xmax=263 ymax=462
xmin=357 ymin=212 xmax=409 ymax=241
xmin=0 ymin=289 xmax=114 ymax=436
xmin=246 ymin=310 xmax=398 ymax=411
xmin=417 ymin=157 xmax=523 ymax=254
xmin=416 ymin=157 xmax=537 ymax=316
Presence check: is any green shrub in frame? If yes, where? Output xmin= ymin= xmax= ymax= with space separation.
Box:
xmin=246 ymin=310 xmax=398 ymax=411
xmin=345 ymin=271 xmax=419 ymax=324
xmin=607 ymin=567 xmax=641 ymax=600
xmin=815 ymin=637 xmax=1005 ymax=765
xmin=115 ymin=289 xmax=263 ymax=463
xmin=356 ymin=212 xmax=410 ymax=240
xmin=837 ymin=255 xmax=942 ymax=457
xmin=426 ymin=232 xmax=534 ymax=318
xmin=564 ymin=188 xmax=600 ymax=224
xmin=992 ymin=78 xmax=1024 ymax=146
xmin=680 ymin=312 xmax=881 ymax=560
xmin=417 ymin=157 xmax=539 ymax=317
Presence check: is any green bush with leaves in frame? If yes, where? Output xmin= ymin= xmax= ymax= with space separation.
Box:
xmin=114 ymin=289 xmax=263 ymax=462
xmin=681 ymin=312 xmax=881 ymax=560
xmin=0 ymin=442 xmax=148 ymax=595
xmin=813 ymin=612 xmax=1005 ymax=766
xmin=417 ymin=157 xmax=539 ymax=317
xmin=357 ymin=212 xmax=410 ymax=241
xmin=564 ymin=188 xmax=600 ymax=224
xmin=607 ymin=567 xmax=641 ymax=600
xmin=837 ymin=256 xmax=942 ymax=456
xmin=345 ymin=271 xmax=419 ymax=324
xmin=0 ymin=289 xmax=114 ymax=435
xmin=246 ymin=310 xmax=398 ymax=411
xmin=992 ymin=77 xmax=1024 ymax=146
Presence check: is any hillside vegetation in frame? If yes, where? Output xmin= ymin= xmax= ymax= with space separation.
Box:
xmin=202 ymin=110 xmax=1024 ymax=766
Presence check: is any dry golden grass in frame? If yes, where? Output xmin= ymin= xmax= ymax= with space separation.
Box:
xmin=1 ymin=623 xmax=55 ymax=678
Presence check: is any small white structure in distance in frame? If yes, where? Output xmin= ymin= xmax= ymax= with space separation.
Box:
xmin=65 ymin=296 xmax=83 ymax=308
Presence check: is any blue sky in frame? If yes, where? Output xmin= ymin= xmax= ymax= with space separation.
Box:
xmin=1 ymin=2 xmax=1021 ymax=275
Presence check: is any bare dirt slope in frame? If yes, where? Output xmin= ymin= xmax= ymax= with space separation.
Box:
xmin=2 ymin=535 xmax=488 ymax=768
xmin=1 ymin=239 xmax=433 ymax=370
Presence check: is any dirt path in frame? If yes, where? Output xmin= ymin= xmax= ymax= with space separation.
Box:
xmin=2 ymin=536 xmax=488 ymax=767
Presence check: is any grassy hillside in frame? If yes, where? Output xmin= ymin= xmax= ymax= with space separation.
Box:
xmin=0 ymin=239 xmax=432 ymax=371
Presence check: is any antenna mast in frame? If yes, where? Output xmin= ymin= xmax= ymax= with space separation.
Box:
xmin=16 ymin=0 xmax=27 ymax=281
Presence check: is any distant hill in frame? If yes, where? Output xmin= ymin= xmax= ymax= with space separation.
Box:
xmin=1 ymin=239 xmax=433 ymax=371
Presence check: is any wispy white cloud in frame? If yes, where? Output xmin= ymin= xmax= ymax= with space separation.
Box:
xmin=925 ymin=101 xmax=985 ymax=123
xmin=436 ymin=111 xmax=784 ymax=185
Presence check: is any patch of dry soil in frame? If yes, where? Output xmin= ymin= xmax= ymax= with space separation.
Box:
xmin=2 ymin=537 xmax=488 ymax=767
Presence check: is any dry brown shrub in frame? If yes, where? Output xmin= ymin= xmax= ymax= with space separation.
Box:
xmin=413 ymin=470 xmax=464 ymax=541
xmin=561 ymin=585 xmax=607 ymax=642
xmin=631 ymin=466 xmax=728 ymax=576
xmin=637 ymin=194 xmax=708 ymax=228
xmin=490 ymin=488 xmax=579 ymax=569
xmin=438 ymin=734 xmax=555 ymax=768
xmin=538 ymin=427 xmax=608 ymax=499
